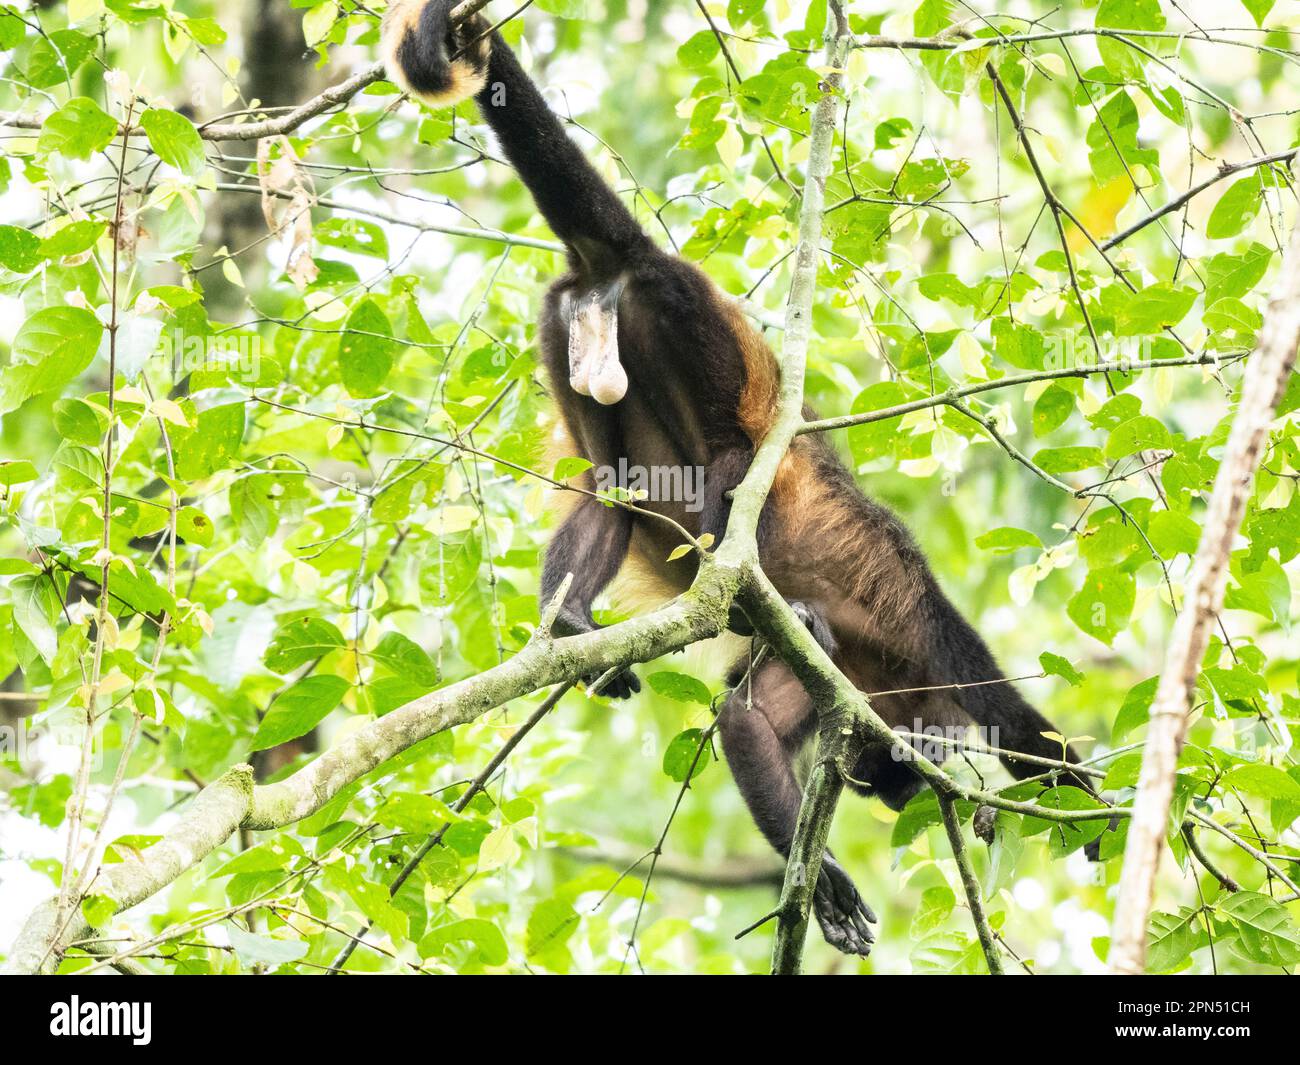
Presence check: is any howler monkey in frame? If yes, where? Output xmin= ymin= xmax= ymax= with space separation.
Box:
xmin=383 ymin=0 xmax=1100 ymax=958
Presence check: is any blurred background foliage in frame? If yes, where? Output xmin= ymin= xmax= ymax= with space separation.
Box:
xmin=0 ymin=0 xmax=1298 ymax=973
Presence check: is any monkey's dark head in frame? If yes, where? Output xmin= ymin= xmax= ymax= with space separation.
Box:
xmin=381 ymin=0 xmax=491 ymax=110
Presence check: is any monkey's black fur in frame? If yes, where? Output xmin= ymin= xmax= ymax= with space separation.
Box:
xmin=385 ymin=2 xmax=1108 ymax=958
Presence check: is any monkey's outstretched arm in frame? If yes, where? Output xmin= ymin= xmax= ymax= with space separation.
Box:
xmin=472 ymin=36 xmax=652 ymax=271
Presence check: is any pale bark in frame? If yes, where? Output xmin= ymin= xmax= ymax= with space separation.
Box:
xmin=1108 ymin=221 xmax=1300 ymax=974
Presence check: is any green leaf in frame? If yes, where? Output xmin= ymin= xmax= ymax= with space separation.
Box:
xmin=526 ymin=897 xmax=579 ymax=969
xmin=0 ymin=7 xmax=24 ymax=49
xmin=38 ymin=219 xmax=106 ymax=259
xmin=1240 ymin=0 xmax=1275 ymax=28
xmin=1204 ymin=296 xmax=1262 ymax=335
xmin=911 ymin=930 xmax=984 ymax=974
xmin=0 ymin=460 xmax=37 ymax=486
xmin=914 ymin=0 xmax=952 ymax=35
xmin=1034 ymin=446 xmax=1105 ymax=475
xmin=315 ymin=217 xmax=388 ymax=259
xmin=1021 ymin=786 xmax=1108 ymax=857
xmin=11 ymin=572 xmax=61 ymax=663
xmin=647 ymin=671 xmax=712 ymax=704
xmin=80 ymin=893 xmax=116 ymax=928
xmin=1147 ymin=510 xmax=1200 ymax=557
xmin=1226 ymin=762 xmax=1300 ymax=802
xmin=552 ymin=456 xmax=593 ymax=481
xmin=1067 ymin=566 xmax=1135 ymax=645
xmin=1219 ymin=892 xmax=1300 ymax=966
xmin=1117 ymin=284 xmax=1196 ymax=335
xmin=891 ymin=790 xmax=942 ymax=847
xmin=1 ymin=307 xmax=104 ymax=415
xmin=1204 ymin=664 xmax=1266 ymax=705
xmin=1225 ymin=557 xmax=1290 ymax=622
xmin=974 ymin=526 xmax=1042 ymax=554
xmin=1085 ymin=92 xmax=1158 ymax=182
xmin=38 ymin=96 xmax=118 ymax=160
xmin=0 ymin=224 xmax=42 ymax=272
xmin=264 ymin=617 xmax=346 ymax=673
xmin=910 ymin=885 xmax=955 ymax=938
xmin=1095 ymin=0 xmax=1165 ymax=81
xmin=991 ymin=318 xmax=1045 ymax=370
xmin=1032 ymin=386 xmax=1074 ymax=437
xmin=420 ymin=918 xmax=509 ymax=966
xmin=1105 ymin=415 xmax=1171 ymax=459
xmin=1146 ymin=910 xmax=1196 ymax=973
xmin=171 ymin=403 xmax=245 ymax=480
xmin=369 ymin=630 xmax=438 ymax=687
xmin=176 ymin=506 xmax=215 ymax=547
xmin=847 ymin=381 xmax=912 ymax=464
xmin=727 ymin=0 xmax=765 ymax=27
xmin=677 ymin=31 xmax=720 ymax=69
xmin=1206 ymin=174 xmax=1264 ymax=239
xmin=25 ymin=30 xmax=96 ymax=89
xmin=536 ymin=0 xmax=586 ymax=17
xmin=1204 ymin=242 xmax=1272 ymax=306
xmin=662 ymin=728 xmax=712 ymax=782
xmin=227 ymin=925 xmax=309 ymax=967
xmin=1039 ymin=652 xmax=1084 ymax=687
xmin=141 ymin=107 xmax=206 ymax=177
xmin=210 ymin=841 xmax=296 ymax=878
xmin=252 ymin=674 xmax=349 ymax=750
xmin=338 ymin=298 xmax=398 ymax=397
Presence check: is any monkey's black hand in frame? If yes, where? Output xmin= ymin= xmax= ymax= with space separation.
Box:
xmin=584 ymin=666 xmax=641 ymax=700
xmin=727 ymin=600 xmax=837 ymax=658
xmin=813 ymin=856 xmax=876 ymax=957
xmin=790 ymin=601 xmax=837 ymax=656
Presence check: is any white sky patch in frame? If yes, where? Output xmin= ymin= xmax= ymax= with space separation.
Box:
xmin=1012 ymin=876 xmax=1046 ymax=911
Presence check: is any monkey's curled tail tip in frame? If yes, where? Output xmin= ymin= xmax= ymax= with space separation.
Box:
xmin=381 ymin=0 xmax=491 ymax=110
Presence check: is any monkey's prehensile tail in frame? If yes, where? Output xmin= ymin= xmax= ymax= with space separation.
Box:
xmin=381 ymin=0 xmax=490 ymax=110
xmin=382 ymin=0 xmax=653 ymax=267
xmin=926 ymin=588 xmax=1097 ymax=797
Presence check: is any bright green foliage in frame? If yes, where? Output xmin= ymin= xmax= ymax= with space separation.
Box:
xmin=0 ymin=0 xmax=1297 ymax=976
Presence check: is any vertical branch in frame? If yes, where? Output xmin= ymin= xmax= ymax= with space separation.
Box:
xmin=771 ymin=756 xmax=845 ymax=974
xmin=938 ymin=794 xmax=1003 ymax=975
xmin=716 ymin=4 xmax=851 ymax=553
xmin=1108 ymin=222 xmax=1300 ymax=974
xmin=763 ymin=4 xmax=854 ymax=975
xmin=56 ymin=94 xmax=136 ymax=931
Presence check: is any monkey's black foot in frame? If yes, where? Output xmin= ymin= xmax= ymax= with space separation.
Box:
xmin=813 ymin=856 xmax=876 ymax=957
xmin=584 ymin=666 xmax=641 ymax=700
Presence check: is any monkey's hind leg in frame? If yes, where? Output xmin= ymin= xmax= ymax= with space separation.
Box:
xmin=719 ymin=656 xmax=876 ymax=957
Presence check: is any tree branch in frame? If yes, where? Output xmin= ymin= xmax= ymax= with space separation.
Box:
xmin=797 ymin=352 xmax=1232 ymax=436
xmin=2 ymin=583 xmax=733 ymax=973
xmin=710 ymin=2 xmax=854 ymax=975
xmin=938 ymin=792 xmax=1004 ymax=975
xmin=1102 ymin=149 xmax=1297 ymax=250
xmin=0 ymin=1 xmax=492 ymax=142
xmin=1108 ymin=221 xmax=1300 ymax=975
